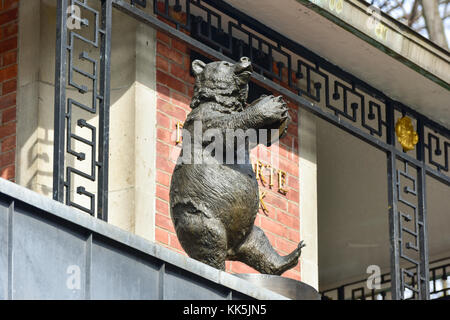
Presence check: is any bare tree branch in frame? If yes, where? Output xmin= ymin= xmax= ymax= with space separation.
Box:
xmin=421 ymin=0 xmax=448 ymax=48
xmin=366 ymin=0 xmax=449 ymax=49
xmin=408 ymin=0 xmax=419 ymax=26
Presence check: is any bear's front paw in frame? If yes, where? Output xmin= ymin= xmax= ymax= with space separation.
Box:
xmin=254 ymin=95 xmax=289 ymax=125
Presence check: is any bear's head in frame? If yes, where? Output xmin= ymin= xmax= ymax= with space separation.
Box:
xmin=190 ymin=57 xmax=253 ymax=111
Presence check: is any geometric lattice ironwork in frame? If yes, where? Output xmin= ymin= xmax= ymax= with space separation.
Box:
xmin=321 ymin=258 xmax=450 ymax=300
xmin=395 ymin=160 xmax=428 ymax=299
xmin=425 ymin=130 xmax=449 ymax=174
xmin=54 ymin=0 xmax=111 ymax=220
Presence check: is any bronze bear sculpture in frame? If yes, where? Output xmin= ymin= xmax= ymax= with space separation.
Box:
xmin=169 ymin=57 xmax=305 ymax=275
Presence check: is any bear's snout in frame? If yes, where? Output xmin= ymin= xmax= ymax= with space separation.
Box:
xmin=235 ymin=57 xmax=253 ymax=75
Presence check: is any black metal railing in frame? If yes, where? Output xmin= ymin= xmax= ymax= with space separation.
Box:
xmin=54 ymin=0 xmax=111 ymax=220
xmin=53 ymin=0 xmax=450 ymax=299
xmin=321 ymin=258 xmax=450 ymax=300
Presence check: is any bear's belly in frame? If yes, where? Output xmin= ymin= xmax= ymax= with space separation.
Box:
xmin=170 ymin=163 xmax=259 ymax=248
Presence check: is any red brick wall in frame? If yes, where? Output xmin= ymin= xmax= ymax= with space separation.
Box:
xmin=154 ymin=3 xmax=301 ymax=280
xmin=0 ymin=0 xmax=18 ymax=182
xmin=154 ymin=29 xmax=192 ymax=253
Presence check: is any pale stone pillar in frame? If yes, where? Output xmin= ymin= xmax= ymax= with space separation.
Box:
xmin=133 ymin=23 xmax=157 ymax=242
xmin=16 ymin=0 xmax=41 ymax=192
xmin=298 ymin=109 xmax=319 ymax=290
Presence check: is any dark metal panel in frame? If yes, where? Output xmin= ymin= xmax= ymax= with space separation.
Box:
xmin=6 ymin=201 xmax=13 ymax=300
xmin=231 ymin=291 xmax=253 ymax=300
xmin=163 ymin=264 xmax=230 ymax=300
xmin=0 ymin=198 xmax=9 ymax=299
xmin=90 ymin=237 xmax=160 ymax=299
xmin=0 ymin=180 xmax=275 ymax=300
xmin=11 ymin=203 xmax=87 ymax=300
xmin=158 ymin=263 xmax=165 ymax=299
xmin=85 ymin=234 xmax=93 ymax=299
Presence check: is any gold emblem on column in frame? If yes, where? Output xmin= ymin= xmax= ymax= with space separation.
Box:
xmin=175 ymin=122 xmax=184 ymax=144
xmin=395 ymin=116 xmax=418 ymax=152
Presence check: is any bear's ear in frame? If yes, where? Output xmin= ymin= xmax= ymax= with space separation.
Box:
xmin=192 ymin=60 xmax=206 ymax=77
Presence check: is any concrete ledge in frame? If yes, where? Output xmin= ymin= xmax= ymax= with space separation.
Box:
xmin=297 ymin=0 xmax=450 ymax=87
xmin=0 ymin=178 xmax=287 ymax=300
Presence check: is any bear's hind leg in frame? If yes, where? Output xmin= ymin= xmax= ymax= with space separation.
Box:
xmin=231 ymin=226 xmax=305 ymax=275
xmin=172 ymin=203 xmax=227 ymax=270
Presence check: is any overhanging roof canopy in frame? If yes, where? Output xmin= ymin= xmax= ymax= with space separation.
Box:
xmin=224 ymin=0 xmax=450 ymax=128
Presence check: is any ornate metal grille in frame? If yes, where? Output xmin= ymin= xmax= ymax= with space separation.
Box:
xmin=321 ymin=258 xmax=450 ymax=300
xmin=54 ymin=0 xmax=111 ymax=220
xmin=54 ymin=0 xmax=450 ymax=299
